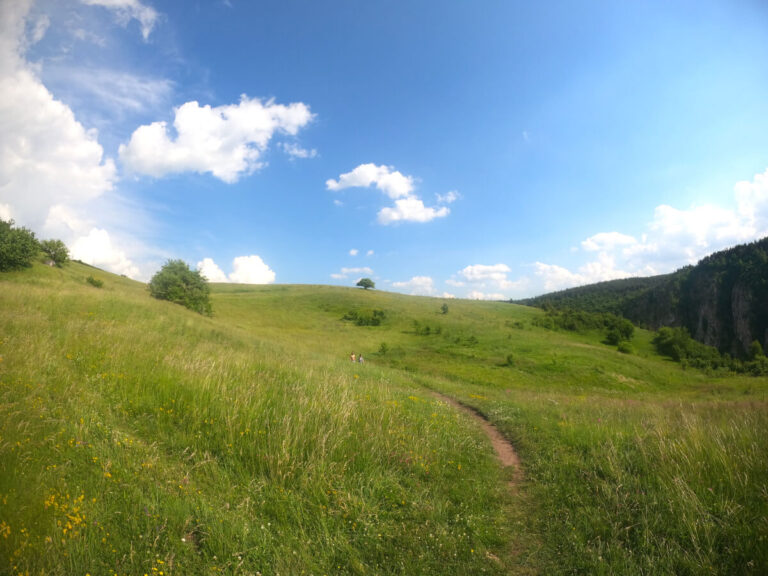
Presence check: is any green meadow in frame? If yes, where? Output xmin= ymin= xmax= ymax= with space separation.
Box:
xmin=1 ymin=262 xmax=766 ymax=575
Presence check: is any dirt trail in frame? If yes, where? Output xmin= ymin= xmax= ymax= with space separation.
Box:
xmin=430 ymin=391 xmax=523 ymax=488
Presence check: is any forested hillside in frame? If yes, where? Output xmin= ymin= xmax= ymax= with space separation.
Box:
xmin=516 ymin=237 xmax=768 ymax=358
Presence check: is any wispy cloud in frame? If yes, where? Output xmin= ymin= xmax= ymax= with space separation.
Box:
xmin=280 ymin=142 xmax=317 ymax=159
xmin=80 ymin=0 xmax=160 ymax=41
xmin=330 ymin=266 xmax=373 ymax=280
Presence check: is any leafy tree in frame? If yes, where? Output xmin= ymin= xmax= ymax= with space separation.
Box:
xmin=356 ymin=277 xmax=375 ymax=290
xmin=604 ymin=315 xmax=634 ymax=345
xmin=149 ymin=259 xmax=212 ymax=316
xmin=748 ymin=339 xmax=765 ymax=360
xmin=40 ymin=239 xmax=69 ymax=267
xmin=0 ymin=219 xmax=39 ymax=271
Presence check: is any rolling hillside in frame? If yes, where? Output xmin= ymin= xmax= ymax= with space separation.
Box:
xmin=516 ymin=237 xmax=768 ymax=358
xmin=1 ymin=261 xmax=767 ymax=575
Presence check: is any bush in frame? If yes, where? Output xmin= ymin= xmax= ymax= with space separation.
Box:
xmin=344 ymin=309 xmax=386 ymax=326
xmin=86 ymin=275 xmax=104 ymax=288
xmin=149 ymin=259 xmax=212 ymax=316
xmin=40 ymin=239 xmax=69 ymax=267
xmin=617 ymin=341 xmax=633 ymax=354
xmin=604 ymin=315 xmax=634 ymax=342
xmin=0 ymin=219 xmax=39 ymax=271
xmin=652 ymin=326 xmax=728 ymax=370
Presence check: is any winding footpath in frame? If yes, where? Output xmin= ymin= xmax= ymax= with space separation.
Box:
xmin=431 ymin=391 xmax=523 ymax=488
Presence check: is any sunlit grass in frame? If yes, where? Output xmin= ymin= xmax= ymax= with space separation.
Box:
xmin=1 ymin=262 xmax=766 ymax=574
xmin=0 ymin=263 xmax=521 ymax=575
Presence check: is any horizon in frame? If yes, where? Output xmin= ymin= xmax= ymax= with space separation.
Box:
xmin=1 ymin=0 xmax=767 ymax=299
xmin=77 ymin=233 xmax=766 ymax=303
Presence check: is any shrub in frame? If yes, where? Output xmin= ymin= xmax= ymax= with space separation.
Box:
xmin=617 ymin=341 xmax=633 ymax=354
xmin=378 ymin=342 xmax=389 ymax=355
xmin=86 ymin=275 xmax=104 ymax=288
xmin=0 ymin=219 xmax=39 ymax=271
xmin=40 ymin=239 xmax=69 ymax=267
xmin=605 ymin=315 xmax=634 ymax=342
xmin=344 ymin=309 xmax=386 ymax=326
xmin=149 ymin=259 xmax=212 ymax=316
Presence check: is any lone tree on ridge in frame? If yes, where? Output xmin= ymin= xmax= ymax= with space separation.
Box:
xmin=356 ymin=277 xmax=375 ymax=290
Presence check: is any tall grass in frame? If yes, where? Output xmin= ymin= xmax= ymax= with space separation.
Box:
xmin=1 ymin=263 xmax=766 ymax=574
xmin=0 ymin=264 xmax=521 ymax=575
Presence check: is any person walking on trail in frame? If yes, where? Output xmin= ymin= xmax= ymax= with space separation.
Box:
xmin=351 ymin=353 xmax=356 ymax=363
xmin=358 ymin=354 xmax=364 ymax=364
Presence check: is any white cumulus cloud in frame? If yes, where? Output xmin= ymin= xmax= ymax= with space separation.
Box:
xmin=326 ymin=163 xmax=454 ymax=225
xmin=197 ymin=257 xmax=228 ymax=282
xmin=0 ymin=0 xmax=144 ymax=278
xmin=450 ymin=263 xmax=529 ymax=299
xmin=197 ymin=255 xmax=275 ymax=284
xmin=119 ymin=96 xmax=314 ymax=183
xmin=459 ymin=263 xmax=512 ymax=284
xmin=466 ymin=290 xmax=506 ymax=301
xmin=391 ymin=276 xmax=436 ymax=296
xmin=71 ymin=228 xmax=139 ymax=278
xmin=378 ymin=196 xmax=449 ymax=225
xmin=326 ymin=163 xmax=414 ymax=199
xmin=527 ymin=167 xmax=768 ymax=295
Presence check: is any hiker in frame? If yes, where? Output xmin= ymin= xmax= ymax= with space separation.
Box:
xmin=358 ymin=354 xmax=364 ymax=364
xmin=351 ymin=353 xmax=356 ymax=363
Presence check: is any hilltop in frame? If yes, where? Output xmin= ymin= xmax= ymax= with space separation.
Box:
xmin=516 ymin=236 xmax=768 ymax=358
xmin=1 ymin=261 xmax=766 ymax=575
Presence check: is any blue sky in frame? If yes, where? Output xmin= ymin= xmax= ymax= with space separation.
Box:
xmin=2 ymin=0 xmax=768 ymax=298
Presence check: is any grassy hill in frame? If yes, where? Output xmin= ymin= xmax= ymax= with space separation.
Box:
xmin=1 ymin=262 xmax=767 ymax=575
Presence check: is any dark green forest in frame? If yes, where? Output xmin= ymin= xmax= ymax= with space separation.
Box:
xmin=516 ymin=237 xmax=768 ymax=369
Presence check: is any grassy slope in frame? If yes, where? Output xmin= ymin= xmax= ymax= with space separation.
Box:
xmin=1 ymin=263 xmax=766 ymax=575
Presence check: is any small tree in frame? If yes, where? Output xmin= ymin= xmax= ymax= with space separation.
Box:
xmin=440 ymin=303 xmax=449 ymax=314
xmin=748 ymin=340 xmax=765 ymax=360
xmin=40 ymin=239 xmax=69 ymax=267
xmin=0 ymin=219 xmax=39 ymax=271
xmin=149 ymin=259 xmax=212 ymax=316
xmin=356 ymin=277 xmax=375 ymax=290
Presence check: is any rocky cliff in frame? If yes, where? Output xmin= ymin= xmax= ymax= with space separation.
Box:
xmin=516 ymin=237 xmax=768 ymax=358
